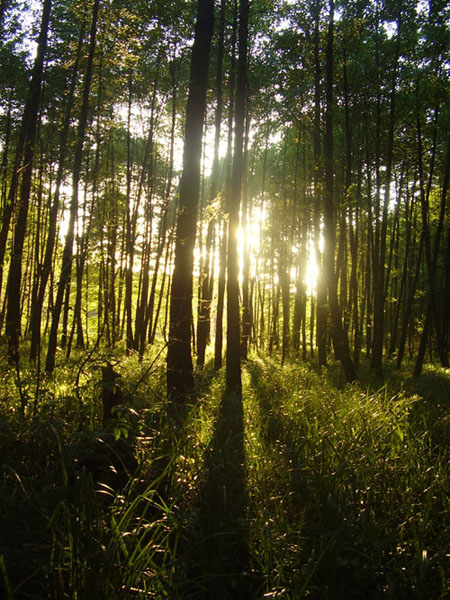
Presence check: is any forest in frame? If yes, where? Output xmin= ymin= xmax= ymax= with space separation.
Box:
xmin=0 ymin=0 xmax=449 ymax=597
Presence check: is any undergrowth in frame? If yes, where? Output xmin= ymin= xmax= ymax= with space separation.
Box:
xmin=0 ymin=346 xmax=449 ymax=598
xmin=0 ymin=346 xmax=177 ymax=599
xmin=244 ymin=356 xmax=449 ymax=599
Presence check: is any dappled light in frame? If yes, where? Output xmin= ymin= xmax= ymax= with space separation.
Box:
xmin=0 ymin=0 xmax=449 ymax=596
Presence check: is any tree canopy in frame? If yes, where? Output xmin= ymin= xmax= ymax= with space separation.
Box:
xmin=1 ymin=0 xmax=448 ymax=384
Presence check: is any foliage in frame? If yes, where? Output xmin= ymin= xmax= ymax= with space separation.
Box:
xmin=244 ymin=356 xmax=449 ymax=598
xmin=0 ymin=346 xmax=177 ymax=598
xmin=0 ymin=0 xmax=449 ymax=594
xmin=0 ymin=348 xmax=449 ymax=597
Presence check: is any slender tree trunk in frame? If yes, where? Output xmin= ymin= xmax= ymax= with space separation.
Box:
xmin=4 ymin=0 xmax=51 ymax=361
xmin=322 ymin=0 xmax=357 ymax=383
xmin=197 ymin=0 xmax=225 ymax=368
xmin=135 ymin=203 xmax=153 ymax=356
xmin=278 ymin=139 xmax=291 ymax=365
xmin=255 ymin=134 xmax=268 ymax=351
xmin=151 ymin=221 xmax=174 ymax=344
xmin=45 ymin=0 xmax=99 ymax=374
xmin=124 ymin=78 xmax=135 ymax=352
xmin=0 ymin=94 xmax=13 ymax=213
xmin=442 ymin=226 xmax=450 ymax=358
xmin=147 ymin=56 xmax=179 ymax=345
xmin=268 ymin=279 xmax=280 ymax=355
xmin=166 ymin=0 xmax=214 ymax=401
xmin=226 ymin=0 xmax=249 ymax=395
xmin=291 ymin=130 xmax=304 ymax=355
xmin=370 ymin=14 xmax=401 ymax=373
xmin=313 ymin=0 xmax=327 ymax=367
xmin=214 ymin=0 xmax=238 ymax=371
xmin=135 ymin=78 xmax=161 ymax=355
xmin=414 ymin=126 xmax=450 ymax=375
xmin=240 ymin=115 xmax=252 ymax=361
xmin=214 ymin=220 xmax=227 ymax=370
xmin=29 ymin=25 xmax=84 ymax=362
xmin=147 ymin=210 xmax=168 ymax=344
xmin=389 ymin=180 xmax=413 ymax=356
xmin=397 ymin=227 xmax=423 ymax=368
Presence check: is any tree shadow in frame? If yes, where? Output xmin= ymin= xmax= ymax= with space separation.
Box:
xmin=149 ymin=365 xmax=220 ymax=492
xmin=180 ymin=389 xmax=253 ymax=599
xmin=400 ymin=366 xmax=450 ymax=446
xmin=244 ymin=358 xmax=385 ymax=599
xmin=357 ymin=362 xmax=450 ymax=447
xmin=246 ymin=358 xmax=285 ymax=447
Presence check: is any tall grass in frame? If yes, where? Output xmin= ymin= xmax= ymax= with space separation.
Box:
xmin=244 ymin=356 xmax=449 ymax=599
xmin=0 ymin=347 xmax=449 ymax=598
xmin=0 ymin=347 xmax=179 ymax=599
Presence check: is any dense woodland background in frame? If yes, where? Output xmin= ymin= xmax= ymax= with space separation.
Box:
xmin=0 ymin=0 xmax=449 ymax=598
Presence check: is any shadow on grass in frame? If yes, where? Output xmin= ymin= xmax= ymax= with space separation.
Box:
xmin=400 ymin=366 xmax=450 ymax=447
xmin=244 ymin=357 xmax=401 ymax=599
xmin=152 ymin=365 xmax=220 ymax=492
xmin=402 ymin=365 xmax=450 ymax=401
xmin=357 ymin=361 xmax=450 ymax=445
xmin=246 ymin=358 xmax=285 ymax=447
xmin=180 ymin=389 xmax=253 ymax=599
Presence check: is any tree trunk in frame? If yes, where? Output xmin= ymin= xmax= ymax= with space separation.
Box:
xmin=370 ymin=13 xmax=401 ymax=373
xmin=214 ymin=220 xmax=227 ymax=370
xmin=226 ymin=0 xmax=249 ymax=396
xmin=4 ymin=0 xmax=51 ymax=361
xmin=240 ymin=115 xmax=252 ymax=361
xmin=166 ymin=0 xmax=214 ymax=401
xmin=313 ymin=0 xmax=327 ymax=367
xmin=45 ymin=0 xmax=99 ymax=374
xmin=414 ymin=124 xmax=450 ymax=375
xmin=147 ymin=56 xmax=179 ymax=345
xmin=197 ymin=0 xmax=225 ymax=369
xmin=214 ymin=0 xmax=238 ymax=371
xmin=322 ymin=0 xmax=357 ymax=383
xmin=29 ymin=25 xmax=84 ymax=362
xmin=389 ymin=179 xmax=413 ymax=357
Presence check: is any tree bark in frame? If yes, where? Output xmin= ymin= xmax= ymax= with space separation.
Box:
xmin=197 ymin=0 xmax=225 ymax=369
xmin=214 ymin=0 xmax=238 ymax=371
xmin=29 ymin=25 xmax=84 ymax=362
xmin=370 ymin=12 xmax=401 ymax=373
xmin=414 ymin=125 xmax=450 ymax=375
xmin=45 ymin=0 xmax=99 ymax=374
xmin=312 ymin=0 xmax=327 ymax=367
xmin=5 ymin=0 xmax=52 ymax=361
xmin=166 ymin=0 xmax=214 ymax=401
xmin=322 ymin=0 xmax=357 ymax=383
xmin=240 ymin=114 xmax=252 ymax=361
xmin=226 ymin=0 xmax=249 ymax=396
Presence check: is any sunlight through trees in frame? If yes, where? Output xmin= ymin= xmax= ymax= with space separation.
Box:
xmin=1 ymin=0 xmax=449 ymax=381
xmin=0 ymin=0 xmax=450 ymax=596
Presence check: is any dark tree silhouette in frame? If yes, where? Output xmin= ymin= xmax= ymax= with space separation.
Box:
xmin=166 ymin=0 xmax=214 ymax=401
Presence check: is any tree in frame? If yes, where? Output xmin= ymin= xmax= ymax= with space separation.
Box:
xmin=196 ymin=0 xmax=225 ymax=370
xmin=226 ymin=0 xmax=249 ymax=396
xmin=166 ymin=0 xmax=214 ymax=401
xmin=321 ymin=0 xmax=357 ymax=383
xmin=4 ymin=0 xmax=52 ymax=361
xmin=29 ymin=24 xmax=85 ymax=362
xmin=46 ymin=0 xmax=100 ymax=374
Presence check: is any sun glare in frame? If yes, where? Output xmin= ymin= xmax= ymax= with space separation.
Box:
xmin=237 ymin=203 xmax=268 ymax=281
xmin=304 ymin=246 xmax=318 ymax=294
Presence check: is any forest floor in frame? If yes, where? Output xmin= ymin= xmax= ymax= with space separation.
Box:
xmin=0 ymin=348 xmax=449 ymax=599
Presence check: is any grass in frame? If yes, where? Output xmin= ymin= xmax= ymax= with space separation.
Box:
xmin=244 ymin=356 xmax=449 ymax=598
xmin=0 ymin=345 xmax=449 ymax=598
